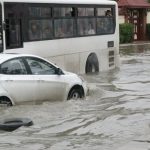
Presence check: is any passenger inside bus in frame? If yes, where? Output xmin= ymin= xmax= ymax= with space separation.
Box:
xmin=97 ymin=19 xmax=107 ymax=34
xmin=71 ymin=8 xmax=76 ymax=17
xmin=29 ymin=21 xmax=42 ymax=40
xmin=42 ymin=27 xmax=51 ymax=39
xmin=105 ymin=10 xmax=112 ymax=16
xmin=87 ymin=23 xmax=95 ymax=35
xmin=55 ymin=27 xmax=65 ymax=37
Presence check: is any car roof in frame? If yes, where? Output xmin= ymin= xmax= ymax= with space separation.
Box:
xmin=0 ymin=53 xmax=43 ymax=63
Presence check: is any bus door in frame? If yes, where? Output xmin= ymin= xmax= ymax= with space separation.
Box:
xmin=5 ymin=3 xmax=23 ymax=49
xmin=5 ymin=19 xmax=22 ymax=48
xmin=0 ymin=4 xmax=3 ymax=52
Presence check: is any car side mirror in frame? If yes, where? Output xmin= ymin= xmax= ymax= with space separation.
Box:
xmin=55 ymin=68 xmax=63 ymax=75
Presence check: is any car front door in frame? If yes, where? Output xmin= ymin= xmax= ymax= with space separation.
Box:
xmin=0 ymin=58 xmax=37 ymax=103
xmin=25 ymin=57 xmax=66 ymax=101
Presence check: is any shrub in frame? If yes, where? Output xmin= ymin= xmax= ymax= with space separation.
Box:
xmin=146 ymin=23 xmax=150 ymax=39
xmin=119 ymin=23 xmax=134 ymax=44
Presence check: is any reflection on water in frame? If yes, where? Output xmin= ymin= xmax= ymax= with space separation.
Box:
xmin=1 ymin=51 xmax=150 ymax=150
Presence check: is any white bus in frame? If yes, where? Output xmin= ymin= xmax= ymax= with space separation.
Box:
xmin=0 ymin=0 xmax=120 ymax=74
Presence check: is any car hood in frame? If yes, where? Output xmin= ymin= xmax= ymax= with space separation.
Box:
xmin=63 ymin=71 xmax=76 ymax=75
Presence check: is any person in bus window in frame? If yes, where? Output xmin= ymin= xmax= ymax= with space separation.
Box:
xmin=29 ymin=21 xmax=42 ymax=40
xmin=42 ymin=27 xmax=52 ymax=39
xmin=105 ymin=10 xmax=112 ymax=17
xmin=97 ymin=19 xmax=107 ymax=34
xmin=87 ymin=23 xmax=95 ymax=35
xmin=55 ymin=27 xmax=65 ymax=37
xmin=71 ymin=8 xmax=76 ymax=17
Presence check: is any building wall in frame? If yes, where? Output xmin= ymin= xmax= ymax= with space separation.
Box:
xmin=118 ymin=15 xmax=125 ymax=23
xmin=118 ymin=12 xmax=150 ymax=24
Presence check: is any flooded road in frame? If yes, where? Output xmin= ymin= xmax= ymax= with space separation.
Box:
xmin=1 ymin=51 xmax=150 ymax=150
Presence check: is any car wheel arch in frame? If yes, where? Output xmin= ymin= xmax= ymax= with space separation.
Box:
xmin=0 ymin=96 xmax=14 ymax=106
xmin=67 ymin=84 xmax=84 ymax=100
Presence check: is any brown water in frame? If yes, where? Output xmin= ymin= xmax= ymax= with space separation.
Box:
xmin=1 ymin=51 xmax=150 ymax=150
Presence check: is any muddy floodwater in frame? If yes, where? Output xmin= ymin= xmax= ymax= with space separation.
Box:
xmin=1 ymin=50 xmax=150 ymax=150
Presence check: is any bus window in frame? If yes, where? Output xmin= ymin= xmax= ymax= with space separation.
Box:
xmin=6 ymin=19 xmax=22 ymax=48
xmin=28 ymin=20 xmax=42 ymax=40
xmin=96 ymin=8 xmax=113 ymax=16
xmin=29 ymin=7 xmax=51 ymax=18
xmin=54 ymin=7 xmax=75 ymax=17
xmin=54 ymin=19 xmax=75 ymax=38
xmin=97 ymin=18 xmax=114 ymax=34
xmin=5 ymin=4 xmax=23 ymax=49
xmin=42 ymin=20 xmax=53 ymax=39
xmin=0 ymin=4 xmax=3 ymax=52
xmin=77 ymin=8 xmax=94 ymax=16
xmin=28 ymin=6 xmax=53 ymax=41
xmin=28 ymin=20 xmax=53 ymax=40
xmin=77 ymin=18 xmax=96 ymax=36
xmin=96 ymin=7 xmax=115 ymax=34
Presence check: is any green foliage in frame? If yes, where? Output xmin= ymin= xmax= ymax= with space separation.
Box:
xmin=119 ymin=23 xmax=134 ymax=44
xmin=146 ymin=23 xmax=150 ymax=39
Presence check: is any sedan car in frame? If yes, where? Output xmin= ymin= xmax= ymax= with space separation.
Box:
xmin=0 ymin=53 xmax=87 ymax=106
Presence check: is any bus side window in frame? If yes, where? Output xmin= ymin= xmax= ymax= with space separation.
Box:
xmin=28 ymin=20 xmax=42 ymax=40
xmin=105 ymin=10 xmax=112 ymax=17
xmin=77 ymin=18 xmax=96 ymax=36
xmin=54 ymin=7 xmax=75 ymax=17
xmin=54 ymin=19 xmax=74 ymax=38
xmin=42 ymin=20 xmax=53 ymax=39
xmin=6 ymin=19 xmax=22 ymax=48
xmin=97 ymin=18 xmax=107 ymax=34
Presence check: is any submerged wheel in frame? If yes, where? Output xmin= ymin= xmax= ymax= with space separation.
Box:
xmin=68 ymin=89 xmax=83 ymax=100
xmin=0 ymin=97 xmax=12 ymax=107
xmin=0 ymin=118 xmax=33 ymax=132
xmin=86 ymin=53 xmax=99 ymax=73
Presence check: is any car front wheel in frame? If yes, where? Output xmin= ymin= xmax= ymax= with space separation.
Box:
xmin=68 ymin=89 xmax=83 ymax=100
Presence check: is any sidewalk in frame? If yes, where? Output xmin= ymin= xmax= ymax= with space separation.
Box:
xmin=119 ymin=41 xmax=150 ymax=52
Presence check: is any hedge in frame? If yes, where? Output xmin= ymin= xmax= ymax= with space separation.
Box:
xmin=119 ymin=23 xmax=134 ymax=44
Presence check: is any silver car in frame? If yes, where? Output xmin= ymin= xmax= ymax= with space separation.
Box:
xmin=0 ymin=53 xmax=87 ymax=106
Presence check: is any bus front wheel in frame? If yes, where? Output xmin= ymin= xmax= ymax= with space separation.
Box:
xmin=85 ymin=53 xmax=99 ymax=73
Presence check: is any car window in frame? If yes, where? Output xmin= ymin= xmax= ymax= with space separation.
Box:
xmin=1 ymin=58 xmax=27 ymax=75
xmin=26 ymin=57 xmax=56 ymax=75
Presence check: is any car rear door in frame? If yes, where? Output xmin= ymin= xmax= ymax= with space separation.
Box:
xmin=0 ymin=58 xmax=38 ymax=103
